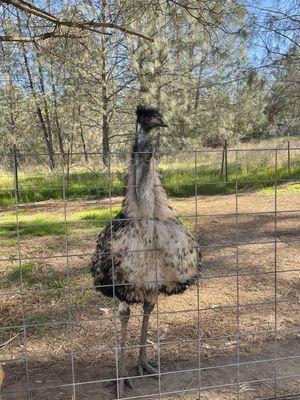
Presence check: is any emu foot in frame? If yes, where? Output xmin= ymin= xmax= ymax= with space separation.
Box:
xmin=138 ymin=360 xmax=158 ymax=377
xmin=117 ymin=375 xmax=134 ymax=398
xmin=104 ymin=372 xmax=133 ymax=398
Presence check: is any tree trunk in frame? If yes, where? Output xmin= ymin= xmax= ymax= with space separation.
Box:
xmin=155 ymin=86 xmax=162 ymax=152
xmin=187 ymin=39 xmax=194 ymax=115
xmin=50 ymin=60 xmax=65 ymax=155
xmin=194 ymin=45 xmax=206 ymax=113
xmin=16 ymin=10 xmax=55 ymax=170
xmin=78 ymin=105 xmax=88 ymax=162
xmin=37 ymin=62 xmax=55 ymax=158
xmin=101 ymin=0 xmax=110 ymax=167
xmin=21 ymin=47 xmax=55 ymax=170
xmin=102 ymin=110 xmax=110 ymax=166
xmin=7 ymin=76 xmax=16 ymax=143
xmin=194 ymin=59 xmax=204 ymax=112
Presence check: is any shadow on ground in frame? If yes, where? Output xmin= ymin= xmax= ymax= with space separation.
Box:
xmin=2 ymin=336 xmax=300 ymax=400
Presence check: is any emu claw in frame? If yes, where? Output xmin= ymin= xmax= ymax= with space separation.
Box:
xmin=118 ymin=376 xmax=134 ymax=398
xmin=123 ymin=376 xmax=134 ymax=389
xmin=138 ymin=361 xmax=158 ymax=377
xmin=104 ymin=373 xmax=133 ymax=398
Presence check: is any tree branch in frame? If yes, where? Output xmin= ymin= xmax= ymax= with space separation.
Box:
xmin=0 ymin=31 xmax=86 ymax=42
xmin=1 ymin=0 xmax=154 ymax=42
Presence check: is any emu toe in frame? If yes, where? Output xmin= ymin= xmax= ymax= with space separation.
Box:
xmin=104 ymin=373 xmax=133 ymax=397
xmin=118 ymin=375 xmax=134 ymax=398
xmin=138 ymin=360 xmax=158 ymax=377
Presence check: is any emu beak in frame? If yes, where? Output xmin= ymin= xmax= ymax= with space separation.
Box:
xmin=159 ymin=120 xmax=168 ymax=127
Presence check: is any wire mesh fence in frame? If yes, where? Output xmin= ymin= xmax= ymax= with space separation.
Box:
xmin=0 ymin=146 xmax=300 ymax=400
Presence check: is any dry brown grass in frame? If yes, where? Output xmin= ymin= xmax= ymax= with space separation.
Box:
xmin=0 ymin=186 xmax=299 ymax=399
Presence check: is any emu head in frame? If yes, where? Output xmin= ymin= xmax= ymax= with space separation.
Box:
xmin=136 ymin=105 xmax=168 ymax=132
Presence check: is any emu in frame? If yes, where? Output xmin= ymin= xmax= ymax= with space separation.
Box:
xmin=91 ymin=105 xmax=201 ymax=396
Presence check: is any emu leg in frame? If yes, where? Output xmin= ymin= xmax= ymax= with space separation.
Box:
xmin=138 ymin=301 xmax=158 ymax=377
xmin=118 ymin=303 xmax=133 ymax=397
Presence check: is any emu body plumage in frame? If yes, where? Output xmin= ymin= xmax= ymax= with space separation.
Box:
xmin=91 ymin=106 xmax=201 ymax=395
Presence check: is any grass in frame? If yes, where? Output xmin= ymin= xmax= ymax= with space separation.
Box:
xmin=0 ymin=154 xmax=298 ymax=292
xmin=0 ymin=215 xmax=65 ymax=238
xmin=1 ymin=260 xmax=96 ymax=332
xmin=8 ymin=261 xmax=36 ymax=285
xmin=74 ymin=207 xmax=120 ymax=226
xmin=262 ymin=182 xmax=300 ymax=193
xmin=0 ymin=149 xmax=299 ymax=246
xmin=0 ymin=137 xmax=299 ymax=207
xmin=161 ymin=160 xmax=300 ymax=196
xmin=0 ymin=207 xmax=121 ymax=238
xmin=4 ymin=261 xmax=68 ymax=289
xmin=0 ymin=169 xmax=124 ymax=207
xmin=0 ymin=159 xmax=299 ymax=207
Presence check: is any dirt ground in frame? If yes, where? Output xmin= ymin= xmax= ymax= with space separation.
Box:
xmin=0 ymin=186 xmax=300 ymax=399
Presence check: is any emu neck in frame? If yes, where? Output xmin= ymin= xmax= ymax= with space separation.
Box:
xmin=123 ymin=124 xmax=174 ymax=220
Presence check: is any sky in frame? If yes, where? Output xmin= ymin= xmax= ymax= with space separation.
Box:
xmin=246 ymin=0 xmax=299 ymax=66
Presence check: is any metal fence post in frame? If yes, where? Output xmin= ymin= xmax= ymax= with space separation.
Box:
xmin=220 ymin=146 xmax=225 ymax=179
xmin=13 ymin=144 xmax=19 ymax=200
xmin=220 ymin=139 xmax=228 ymax=181
xmin=224 ymin=139 xmax=228 ymax=184
xmin=287 ymin=140 xmax=291 ymax=178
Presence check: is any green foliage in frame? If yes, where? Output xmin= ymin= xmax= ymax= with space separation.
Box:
xmin=265 ymin=46 xmax=300 ymax=135
xmin=0 ymin=1 xmax=297 ymax=160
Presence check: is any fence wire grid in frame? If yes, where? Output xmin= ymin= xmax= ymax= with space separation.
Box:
xmin=0 ymin=146 xmax=300 ymax=400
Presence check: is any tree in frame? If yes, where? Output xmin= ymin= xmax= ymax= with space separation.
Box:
xmin=266 ymin=46 xmax=300 ymax=135
xmin=0 ymin=0 xmax=298 ymax=160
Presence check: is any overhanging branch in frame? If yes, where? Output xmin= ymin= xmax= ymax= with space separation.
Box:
xmin=0 ymin=31 xmax=86 ymax=42
xmin=1 ymin=0 xmax=154 ymax=42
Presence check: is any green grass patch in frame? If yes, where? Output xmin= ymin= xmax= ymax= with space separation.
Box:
xmin=72 ymin=289 xmax=99 ymax=310
xmin=0 ymin=215 xmax=65 ymax=238
xmin=26 ymin=315 xmax=53 ymax=333
xmin=262 ymin=182 xmax=300 ymax=193
xmin=0 ymin=169 xmax=125 ymax=207
xmin=74 ymin=206 xmax=121 ymax=226
xmin=45 ymin=278 xmax=67 ymax=289
xmin=5 ymin=261 xmax=68 ymax=289
xmin=0 ymin=157 xmax=299 ymax=206
xmin=0 ymin=238 xmax=17 ymax=247
xmin=161 ymin=162 xmax=300 ymax=195
xmin=0 ymin=161 xmax=298 ymax=241
xmin=8 ymin=261 xmax=35 ymax=285
xmin=0 ymin=207 xmax=123 ymax=238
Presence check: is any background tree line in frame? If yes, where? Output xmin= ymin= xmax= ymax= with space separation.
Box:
xmin=0 ymin=0 xmax=299 ymax=169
